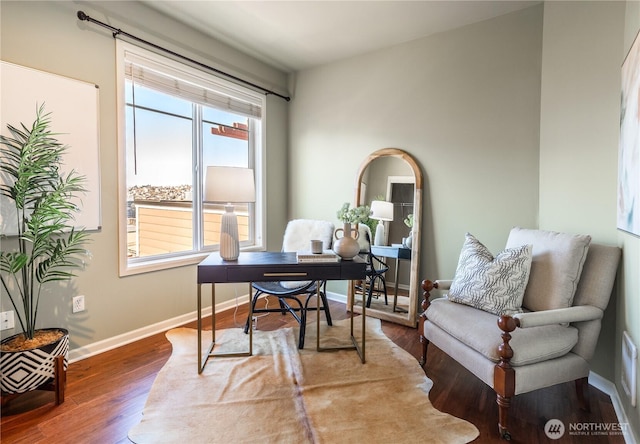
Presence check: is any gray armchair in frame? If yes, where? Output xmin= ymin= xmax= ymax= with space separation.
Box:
xmin=419 ymin=228 xmax=621 ymax=440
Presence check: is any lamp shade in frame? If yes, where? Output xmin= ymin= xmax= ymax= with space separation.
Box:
xmin=370 ymin=200 xmax=394 ymax=221
xmin=205 ymin=166 xmax=256 ymax=203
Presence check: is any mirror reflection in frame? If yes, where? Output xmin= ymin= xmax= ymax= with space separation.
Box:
xmin=349 ymin=148 xmax=422 ymax=327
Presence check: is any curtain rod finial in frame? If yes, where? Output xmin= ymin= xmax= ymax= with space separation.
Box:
xmin=77 ymin=10 xmax=88 ymax=21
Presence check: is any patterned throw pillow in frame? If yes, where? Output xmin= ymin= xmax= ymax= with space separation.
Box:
xmin=448 ymin=233 xmax=533 ymax=316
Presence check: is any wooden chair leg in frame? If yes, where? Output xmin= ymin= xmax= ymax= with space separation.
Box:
xmin=576 ymin=377 xmax=591 ymax=412
xmin=495 ymin=315 xmax=518 ymax=441
xmin=496 ymin=394 xmax=512 ymax=440
xmin=418 ymin=280 xmax=436 ymax=367
xmin=419 ymin=333 xmax=429 ymax=366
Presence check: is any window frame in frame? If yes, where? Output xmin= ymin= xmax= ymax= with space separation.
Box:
xmin=116 ymin=41 xmax=265 ymax=276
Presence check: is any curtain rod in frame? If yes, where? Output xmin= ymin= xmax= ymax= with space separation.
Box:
xmin=76 ymin=11 xmax=291 ymax=102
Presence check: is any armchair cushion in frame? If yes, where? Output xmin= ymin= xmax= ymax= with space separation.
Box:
xmin=505 ymin=227 xmax=591 ymax=312
xmin=426 ymin=298 xmax=579 ymax=366
xmin=448 ymin=233 xmax=533 ymax=316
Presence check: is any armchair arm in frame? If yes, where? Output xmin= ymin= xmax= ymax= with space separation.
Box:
xmin=433 ymin=279 xmax=453 ymax=291
xmin=420 ymin=279 xmax=452 ymax=312
xmin=512 ymin=305 xmax=603 ymax=328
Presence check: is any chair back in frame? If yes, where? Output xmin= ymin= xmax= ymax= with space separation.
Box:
xmin=571 ymin=243 xmax=621 ymax=360
xmin=357 ymin=224 xmax=372 ymax=253
xmin=282 ymin=219 xmax=335 ymax=252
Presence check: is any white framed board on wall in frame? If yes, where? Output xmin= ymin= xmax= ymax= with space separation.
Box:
xmin=0 ymin=61 xmax=101 ymax=235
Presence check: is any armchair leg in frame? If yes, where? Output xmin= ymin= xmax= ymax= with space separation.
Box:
xmin=576 ymin=377 xmax=591 ymax=412
xmin=419 ymin=333 xmax=428 ymax=366
xmin=496 ymin=394 xmax=512 ymax=440
xmin=418 ymin=280 xmax=435 ymax=367
xmin=495 ymin=315 xmax=518 ymax=441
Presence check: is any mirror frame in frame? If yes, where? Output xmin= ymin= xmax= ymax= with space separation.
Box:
xmin=349 ymin=148 xmax=422 ymax=327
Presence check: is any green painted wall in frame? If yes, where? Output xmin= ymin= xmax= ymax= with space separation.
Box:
xmin=288 ymin=6 xmax=543 ymax=297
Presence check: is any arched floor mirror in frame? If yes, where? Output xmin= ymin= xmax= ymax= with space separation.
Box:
xmin=348 ymin=148 xmax=423 ymax=327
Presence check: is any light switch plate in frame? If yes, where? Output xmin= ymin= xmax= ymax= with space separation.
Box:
xmin=0 ymin=311 xmax=15 ymax=331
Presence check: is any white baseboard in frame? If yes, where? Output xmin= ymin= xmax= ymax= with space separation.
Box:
xmin=326 ymin=291 xmax=347 ymax=304
xmin=68 ymin=297 xmax=240 ymax=363
xmin=589 ymin=371 xmax=638 ymax=444
xmin=68 ymin=292 xmax=351 ymax=363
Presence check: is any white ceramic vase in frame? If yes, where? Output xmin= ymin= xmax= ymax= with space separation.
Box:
xmin=333 ymin=223 xmax=360 ymax=260
xmin=404 ymin=231 xmax=413 ymax=249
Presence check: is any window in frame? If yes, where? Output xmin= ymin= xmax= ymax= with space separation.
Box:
xmin=116 ymin=41 xmax=265 ymax=275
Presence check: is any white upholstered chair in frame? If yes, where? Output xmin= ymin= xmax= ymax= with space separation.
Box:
xmin=419 ymin=228 xmax=621 ymax=440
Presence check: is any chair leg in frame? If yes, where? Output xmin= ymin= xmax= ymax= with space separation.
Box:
xmin=576 ymin=377 xmax=591 ymax=412
xmin=319 ymin=291 xmax=333 ymax=326
xmin=381 ymin=276 xmax=388 ymax=305
xmin=496 ymin=394 xmax=512 ymax=440
xmin=366 ymin=278 xmax=375 ymax=307
xmin=244 ymin=291 xmax=262 ymax=334
xmin=495 ymin=315 xmax=518 ymax=441
xmin=418 ymin=288 xmax=430 ymax=367
xmin=278 ymin=298 xmax=289 ymax=315
xmin=419 ymin=333 xmax=429 ymax=366
xmin=298 ymin=305 xmax=307 ymax=349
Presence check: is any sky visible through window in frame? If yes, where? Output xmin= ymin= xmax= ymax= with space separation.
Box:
xmin=125 ymin=82 xmax=249 ymax=188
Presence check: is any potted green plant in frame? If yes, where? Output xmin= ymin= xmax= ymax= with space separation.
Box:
xmin=0 ymin=104 xmax=90 ymax=403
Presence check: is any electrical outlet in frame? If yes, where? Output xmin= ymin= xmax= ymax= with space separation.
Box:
xmin=72 ymin=295 xmax=85 ymax=313
xmin=0 ymin=311 xmax=15 ymax=331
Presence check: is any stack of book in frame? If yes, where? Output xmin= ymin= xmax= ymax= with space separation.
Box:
xmin=296 ymin=250 xmax=341 ymax=263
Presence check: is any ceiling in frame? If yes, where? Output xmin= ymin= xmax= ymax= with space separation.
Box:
xmin=143 ymin=1 xmax=540 ymax=73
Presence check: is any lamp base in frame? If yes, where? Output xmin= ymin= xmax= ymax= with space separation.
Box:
xmin=374 ymin=220 xmax=385 ymax=246
xmin=220 ymin=205 xmax=240 ymax=261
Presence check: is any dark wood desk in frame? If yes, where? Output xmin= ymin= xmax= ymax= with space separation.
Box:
xmin=197 ymin=252 xmax=367 ymax=373
xmin=370 ymin=245 xmax=411 ymax=313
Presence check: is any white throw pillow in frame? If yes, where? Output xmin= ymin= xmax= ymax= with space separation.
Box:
xmin=505 ymin=227 xmax=591 ymax=312
xmin=448 ymin=233 xmax=533 ymax=316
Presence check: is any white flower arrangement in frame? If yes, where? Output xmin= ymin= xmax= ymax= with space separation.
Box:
xmin=336 ymin=202 xmax=371 ymax=224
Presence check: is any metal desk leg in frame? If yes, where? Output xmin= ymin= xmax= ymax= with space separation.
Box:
xmin=198 ymin=282 xmax=253 ymax=374
xmin=317 ymin=279 xmax=366 ymax=363
xmin=197 ymin=283 xmax=203 ymax=373
xmin=392 ymin=258 xmax=408 ymax=313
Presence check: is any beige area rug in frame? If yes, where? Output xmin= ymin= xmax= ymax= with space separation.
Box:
xmin=128 ymin=318 xmax=479 ymax=443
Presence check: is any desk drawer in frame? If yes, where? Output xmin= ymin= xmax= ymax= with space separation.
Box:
xmin=227 ymin=264 xmax=342 ymax=282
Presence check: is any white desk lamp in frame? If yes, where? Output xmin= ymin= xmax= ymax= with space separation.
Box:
xmin=370 ymin=200 xmax=394 ymax=246
xmin=205 ymin=166 xmax=255 ymax=261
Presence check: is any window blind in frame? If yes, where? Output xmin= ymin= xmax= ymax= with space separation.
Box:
xmin=124 ymin=50 xmax=262 ymax=119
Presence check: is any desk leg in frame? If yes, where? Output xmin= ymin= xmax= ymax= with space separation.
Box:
xmin=198 ymin=283 xmax=216 ymax=374
xmin=393 ymin=258 xmax=400 ymax=311
xmin=316 ymin=280 xmax=321 ymax=352
xmin=317 ymin=279 xmax=366 ymax=364
xmin=198 ymin=283 xmax=202 ymax=373
xmin=198 ymin=282 xmax=252 ymax=374
xmin=248 ymin=282 xmax=253 ymax=356
xmin=393 ymin=258 xmax=408 ymax=313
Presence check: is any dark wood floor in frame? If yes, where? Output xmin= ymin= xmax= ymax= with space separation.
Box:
xmin=1 ymin=299 xmax=625 ymax=443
